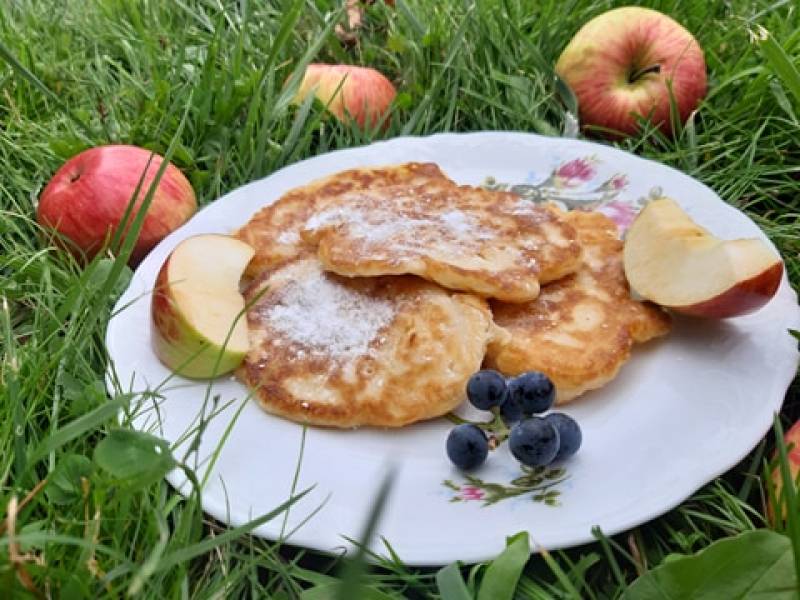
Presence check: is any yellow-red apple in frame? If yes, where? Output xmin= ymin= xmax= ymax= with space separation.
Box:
xmin=555 ymin=7 xmax=707 ymax=137
xmin=767 ymin=419 xmax=800 ymax=527
xmin=151 ymin=234 xmax=254 ymax=379
xmin=623 ymin=198 xmax=783 ymax=318
xmin=292 ymin=64 xmax=396 ymax=129
xmin=38 ymin=145 xmax=197 ymax=265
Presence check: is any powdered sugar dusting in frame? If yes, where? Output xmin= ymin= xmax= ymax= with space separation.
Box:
xmin=304 ymin=206 xmax=353 ymax=231
xmin=304 ymin=202 xmax=494 ymax=248
xmin=510 ymin=199 xmax=549 ymax=218
xmin=438 ymin=209 xmax=472 ymax=235
xmin=277 ymin=230 xmax=300 ymax=245
xmin=263 ymin=267 xmax=395 ymax=358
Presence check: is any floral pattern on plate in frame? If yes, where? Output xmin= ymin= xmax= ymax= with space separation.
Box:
xmin=483 ymin=156 xmax=664 ymax=231
xmin=444 ymin=465 xmax=568 ymax=507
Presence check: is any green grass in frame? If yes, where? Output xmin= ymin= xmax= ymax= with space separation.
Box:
xmin=1 ymin=0 xmax=799 ymax=597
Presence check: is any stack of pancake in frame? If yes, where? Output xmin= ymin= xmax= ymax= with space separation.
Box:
xmin=235 ymin=163 xmax=670 ymax=428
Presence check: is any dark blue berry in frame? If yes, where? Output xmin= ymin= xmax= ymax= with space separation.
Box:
xmin=509 ymin=417 xmax=560 ymax=467
xmin=467 ymin=370 xmax=508 ymax=410
xmin=499 ymin=395 xmax=523 ymax=424
xmin=545 ymin=413 xmax=582 ymax=461
xmin=508 ymin=372 xmax=555 ymax=415
xmin=446 ymin=424 xmax=489 ymax=470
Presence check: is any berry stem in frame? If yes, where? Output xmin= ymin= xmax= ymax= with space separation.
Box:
xmin=485 ymin=411 xmax=511 ymax=444
xmin=445 ymin=413 xmax=470 ymax=425
xmin=446 ymin=409 xmax=511 ymax=447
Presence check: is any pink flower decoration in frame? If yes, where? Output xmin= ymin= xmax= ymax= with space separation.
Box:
xmin=609 ymin=174 xmax=628 ymax=190
xmin=460 ymin=485 xmax=485 ymax=501
xmin=554 ymin=157 xmax=596 ymax=185
xmin=598 ymin=200 xmax=638 ymax=231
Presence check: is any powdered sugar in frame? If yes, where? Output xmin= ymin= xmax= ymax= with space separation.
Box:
xmin=304 ymin=202 xmax=493 ymax=248
xmin=356 ymin=216 xmax=413 ymax=243
xmin=304 ymin=206 xmax=353 ymax=231
xmin=438 ymin=209 xmax=472 ymax=235
xmin=276 ymin=230 xmax=300 ymax=245
xmin=509 ymin=199 xmax=551 ymax=222
xmin=263 ymin=267 xmax=395 ymax=359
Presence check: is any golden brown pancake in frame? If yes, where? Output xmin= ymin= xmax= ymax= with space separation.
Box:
xmin=300 ymin=183 xmax=583 ymax=303
xmin=237 ymin=258 xmax=505 ymax=428
xmin=235 ymin=162 xmax=454 ymax=278
xmin=485 ymin=210 xmax=671 ymax=403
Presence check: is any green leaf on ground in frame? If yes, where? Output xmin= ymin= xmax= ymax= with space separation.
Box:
xmin=624 ymin=529 xmax=797 ymax=599
xmin=301 ymin=583 xmax=398 ymax=600
xmin=94 ymin=429 xmax=176 ymax=489
xmin=436 ymin=562 xmax=473 ymax=600
xmin=477 ymin=532 xmax=530 ymax=600
xmin=45 ymin=453 xmax=93 ymax=505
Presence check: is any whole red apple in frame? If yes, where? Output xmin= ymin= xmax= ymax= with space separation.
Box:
xmin=767 ymin=420 xmax=800 ymax=527
xmin=293 ymin=64 xmax=396 ymax=129
xmin=555 ymin=7 xmax=707 ymax=137
xmin=37 ymin=145 xmax=197 ymax=264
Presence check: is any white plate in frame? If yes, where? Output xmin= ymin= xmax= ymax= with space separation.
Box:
xmin=106 ymin=132 xmax=800 ymax=566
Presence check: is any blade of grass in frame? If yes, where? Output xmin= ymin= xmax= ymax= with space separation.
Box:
xmin=772 ymin=414 xmax=800 ymax=583
xmin=335 ymin=469 xmax=396 ymax=600
xmin=27 ymin=394 xmax=133 ymax=466
xmin=0 ymin=40 xmax=95 ymax=138
xmin=155 ymin=486 xmax=313 ymax=573
xmin=753 ymin=24 xmax=800 ymax=106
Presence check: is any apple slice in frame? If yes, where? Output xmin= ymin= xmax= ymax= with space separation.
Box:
xmin=151 ymin=234 xmax=254 ymax=378
xmin=623 ymin=198 xmax=783 ymax=318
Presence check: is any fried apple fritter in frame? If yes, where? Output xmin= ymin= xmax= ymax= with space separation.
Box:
xmin=299 ymin=182 xmax=583 ymax=303
xmin=486 ymin=210 xmax=671 ymax=403
xmin=235 ymin=162 xmax=454 ymax=278
xmin=238 ymin=258 xmax=506 ymax=428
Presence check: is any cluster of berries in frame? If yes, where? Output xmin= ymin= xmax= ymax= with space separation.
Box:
xmin=446 ymin=370 xmax=582 ymax=470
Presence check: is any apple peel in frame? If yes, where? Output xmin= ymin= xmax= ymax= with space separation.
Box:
xmin=151 ymin=234 xmax=254 ymax=378
xmin=623 ymin=198 xmax=783 ymax=319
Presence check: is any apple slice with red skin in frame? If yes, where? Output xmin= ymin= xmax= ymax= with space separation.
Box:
xmin=623 ymin=198 xmax=783 ymax=318
xmin=151 ymin=234 xmax=254 ymax=378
